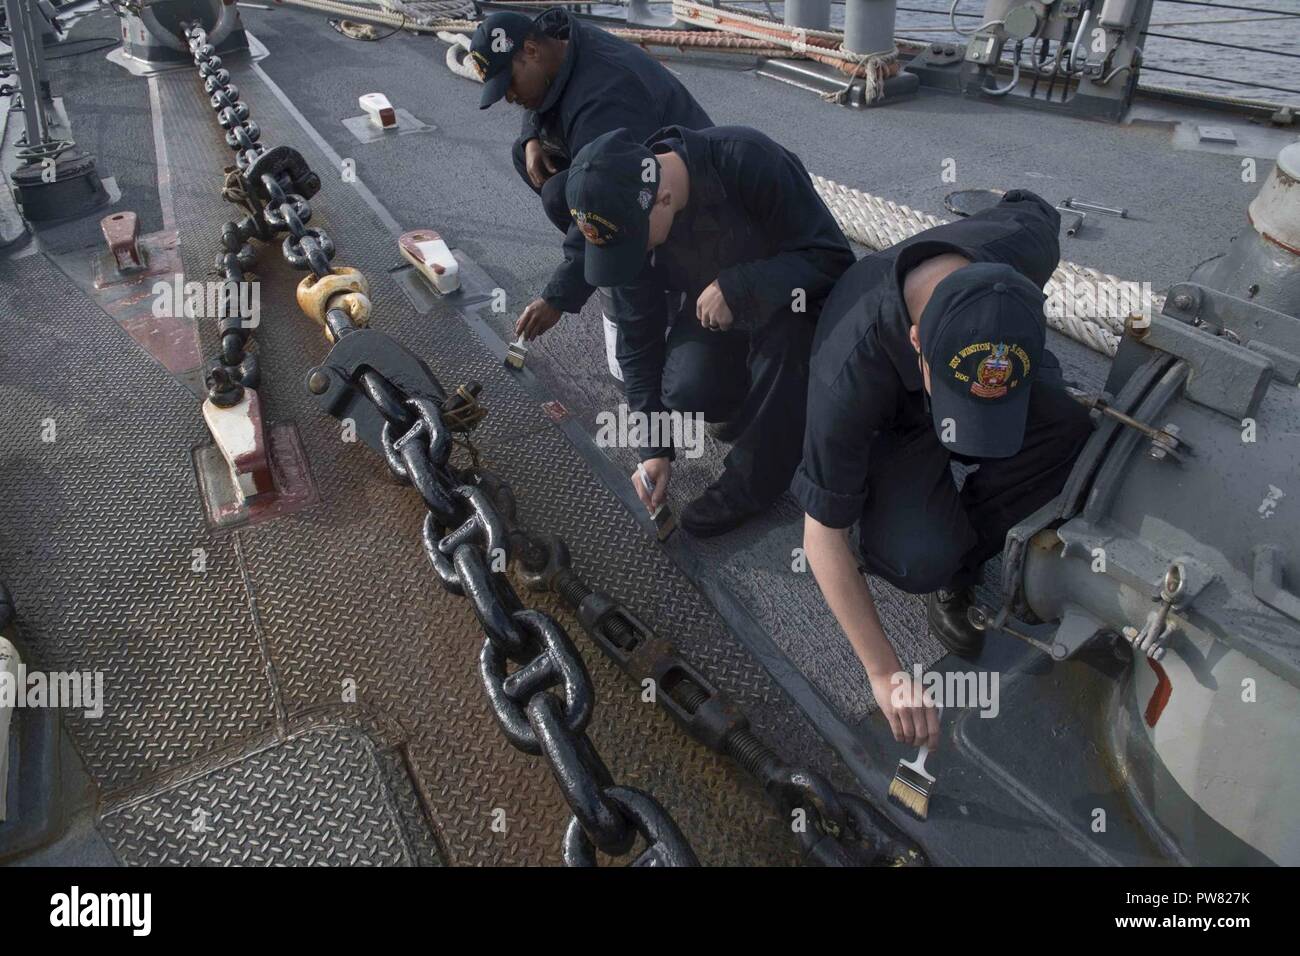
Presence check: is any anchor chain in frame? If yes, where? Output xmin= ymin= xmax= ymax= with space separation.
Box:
xmin=182 ymin=24 xmax=690 ymax=866
xmin=182 ymin=22 xmax=923 ymax=866
xmin=184 ymin=23 xmax=330 ymax=406
xmin=325 ymin=339 xmax=698 ymax=866
xmin=303 ymin=315 xmax=921 ymax=867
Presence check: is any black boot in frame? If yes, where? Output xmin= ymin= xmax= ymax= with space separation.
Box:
xmin=680 ymin=481 xmax=764 ymax=537
xmin=926 ymin=587 xmax=984 ymax=659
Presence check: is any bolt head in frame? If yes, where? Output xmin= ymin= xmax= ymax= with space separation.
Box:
xmin=307 ymin=369 xmax=330 ymax=395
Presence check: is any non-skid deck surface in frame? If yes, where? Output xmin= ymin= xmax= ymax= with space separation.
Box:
xmin=0 ymin=10 xmax=867 ymax=865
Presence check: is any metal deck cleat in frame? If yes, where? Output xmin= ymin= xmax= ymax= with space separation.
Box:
xmin=358 ymin=93 xmax=398 ymax=130
xmin=399 ymin=230 xmax=460 ymax=295
xmin=201 ymin=380 xmax=275 ymax=504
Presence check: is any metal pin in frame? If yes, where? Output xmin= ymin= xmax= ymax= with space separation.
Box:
xmin=1063 ymin=197 xmax=1128 ymax=218
xmin=968 ymin=604 xmax=1057 ymax=656
xmin=1055 ymin=206 xmax=1085 ymax=237
xmin=1065 ymin=388 xmax=1189 ymax=462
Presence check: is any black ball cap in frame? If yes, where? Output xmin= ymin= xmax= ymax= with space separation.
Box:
xmin=469 ymin=12 xmax=535 ymax=109
xmin=565 ymin=128 xmax=659 ymax=287
xmin=918 ymin=261 xmax=1046 ymax=458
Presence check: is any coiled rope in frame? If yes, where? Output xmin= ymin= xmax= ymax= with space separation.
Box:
xmin=439 ymin=29 xmax=482 ymax=79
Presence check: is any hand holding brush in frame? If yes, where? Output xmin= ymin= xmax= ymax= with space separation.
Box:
xmin=888 ymin=697 xmax=943 ymax=822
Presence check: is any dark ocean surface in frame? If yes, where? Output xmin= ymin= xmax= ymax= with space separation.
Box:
xmin=602 ymin=0 xmax=1300 ymax=107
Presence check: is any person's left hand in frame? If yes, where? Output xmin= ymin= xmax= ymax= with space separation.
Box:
xmin=696 ymin=280 xmax=734 ymax=332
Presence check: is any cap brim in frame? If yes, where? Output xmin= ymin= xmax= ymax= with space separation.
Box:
xmin=929 ymin=382 xmax=1032 ymax=459
xmin=583 ymin=237 xmax=647 ymax=287
xmin=479 ymin=69 xmax=511 ymax=109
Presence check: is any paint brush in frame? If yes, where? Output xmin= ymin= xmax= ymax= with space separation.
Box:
xmin=504 ymin=333 xmax=528 ymax=370
xmin=888 ymin=744 xmax=936 ymax=821
xmin=636 ymin=462 xmax=676 ymax=541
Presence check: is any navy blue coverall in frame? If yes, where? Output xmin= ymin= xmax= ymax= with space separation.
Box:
xmin=792 ymin=190 xmax=1094 ymax=593
xmin=611 ymin=125 xmax=856 ymax=507
xmin=510 ymin=8 xmax=712 ymax=314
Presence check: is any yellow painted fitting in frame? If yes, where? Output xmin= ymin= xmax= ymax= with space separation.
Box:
xmin=296 ymin=267 xmax=369 ymax=327
xmin=325 ymin=291 xmax=372 ymax=339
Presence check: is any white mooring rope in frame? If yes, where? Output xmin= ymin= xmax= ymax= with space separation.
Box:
xmin=814 ymin=178 xmax=1132 ymax=355
xmin=438 ymin=30 xmax=480 ymax=80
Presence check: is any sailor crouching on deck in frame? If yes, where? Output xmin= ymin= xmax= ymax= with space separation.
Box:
xmin=793 ymin=191 xmax=1094 ymax=748
xmin=564 ymin=126 xmax=855 ymax=537
xmin=468 ymin=8 xmax=712 ymax=340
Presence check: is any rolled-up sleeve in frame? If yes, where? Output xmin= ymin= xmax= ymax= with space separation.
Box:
xmin=792 ymin=337 xmax=893 ymax=529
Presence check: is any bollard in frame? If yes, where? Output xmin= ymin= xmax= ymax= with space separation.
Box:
xmin=202 ymin=387 xmax=275 ymax=504
xmin=399 ymin=230 xmax=460 ymax=295
xmin=359 ymin=93 xmax=397 ymax=130
xmin=784 ymin=0 xmax=831 ymax=31
xmin=843 ymin=0 xmax=897 ymax=56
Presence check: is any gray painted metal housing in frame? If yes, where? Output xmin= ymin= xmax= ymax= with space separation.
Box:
xmin=1013 ymin=146 xmax=1300 ymax=864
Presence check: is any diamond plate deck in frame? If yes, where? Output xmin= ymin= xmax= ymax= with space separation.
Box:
xmin=0 ymin=252 xmax=280 ymax=793
xmin=99 ymin=729 xmax=430 ymax=866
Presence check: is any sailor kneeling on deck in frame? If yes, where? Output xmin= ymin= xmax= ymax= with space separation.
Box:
xmin=468 ymin=8 xmax=711 ymax=339
xmin=793 ymin=191 xmax=1094 ymax=747
xmin=565 ymin=125 xmax=855 ymax=536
